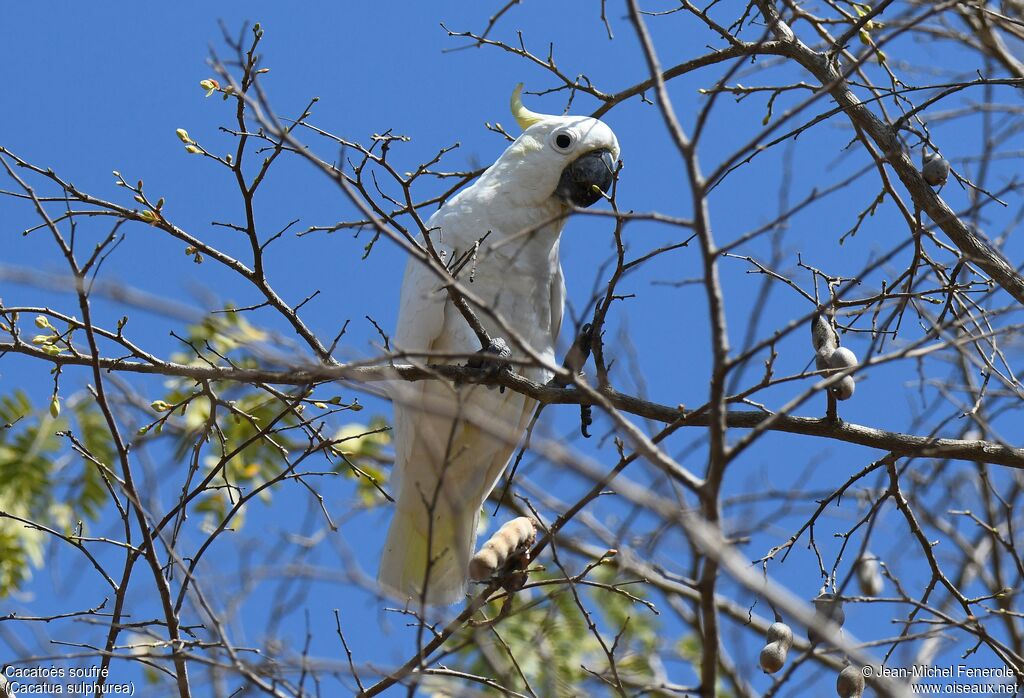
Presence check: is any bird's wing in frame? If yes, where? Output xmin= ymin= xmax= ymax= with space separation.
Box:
xmin=388 ymin=246 xmax=451 ymax=490
xmin=393 ymin=252 xmax=448 ymax=357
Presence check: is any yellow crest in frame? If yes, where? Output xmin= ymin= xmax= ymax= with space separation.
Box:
xmin=510 ymin=83 xmax=551 ymax=130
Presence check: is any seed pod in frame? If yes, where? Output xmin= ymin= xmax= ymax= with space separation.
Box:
xmin=814 ymin=593 xmax=845 ymax=624
xmin=922 ymin=152 xmax=950 ymax=187
xmin=759 ymin=641 xmax=787 ymax=674
xmin=827 ymin=347 xmax=858 ymax=370
xmin=856 ymin=553 xmax=884 ymax=596
xmin=469 ymin=517 xmax=537 ymax=581
xmin=811 ymin=314 xmax=839 ymax=356
xmin=815 ymin=350 xmax=832 ymax=373
xmin=766 ymin=621 xmax=794 ymax=651
xmin=808 ymin=593 xmax=845 ymax=644
xmin=837 ymin=664 xmax=865 ymax=697
xmin=832 ymin=375 xmax=856 ymax=401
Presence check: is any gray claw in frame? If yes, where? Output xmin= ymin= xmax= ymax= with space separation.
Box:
xmin=468 ymin=337 xmax=513 ymax=390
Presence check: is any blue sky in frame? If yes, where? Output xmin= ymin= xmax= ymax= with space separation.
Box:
xmin=2 ymin=1 xmax=1022 ymax=695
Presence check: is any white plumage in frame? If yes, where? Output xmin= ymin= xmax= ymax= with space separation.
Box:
xmin=379 ymin=89 xmax=620 ymax=604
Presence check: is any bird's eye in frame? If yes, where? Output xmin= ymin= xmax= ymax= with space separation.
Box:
xmin=552 ymin=131 xmax=575 ymax=152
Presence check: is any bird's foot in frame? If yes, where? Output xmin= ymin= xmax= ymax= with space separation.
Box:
xmin=467 ymin=337 xmax=513 ymax=390
xmin=550 ymin=322 xmax=594 ymax=388
xmin=580 ymin=404 xmax=593 ymax=438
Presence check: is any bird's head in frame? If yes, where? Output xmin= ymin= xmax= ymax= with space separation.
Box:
xmin=485 ymin=84 xmax=620 ymax=209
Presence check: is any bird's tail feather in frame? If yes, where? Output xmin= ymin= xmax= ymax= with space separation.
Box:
xmin=378 ymin=495 xmax=478 ymax=606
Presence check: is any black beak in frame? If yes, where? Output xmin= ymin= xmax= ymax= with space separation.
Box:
xmin=555 ymin=149 xmax=616 ymax=207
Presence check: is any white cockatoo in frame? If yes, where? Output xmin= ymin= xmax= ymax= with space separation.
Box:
xmin=379 ymin=85 xmax=620 ymax=604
